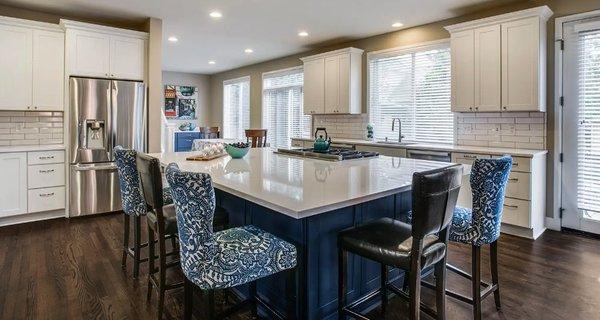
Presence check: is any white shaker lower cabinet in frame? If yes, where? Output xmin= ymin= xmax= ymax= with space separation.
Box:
xmin=0 ymin=153 xmax=28 ymax=217
xmin=452 ymin=152 xmax=547 ymax=239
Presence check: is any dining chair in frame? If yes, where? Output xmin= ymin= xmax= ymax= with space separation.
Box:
xmin=337 ymin=164 xmax=463 ymax=320
xmin=245 ymin=129 xmax=268 ymax=147
xmin=165 ymin=163 xmax=299 ymax=320
xmin=199 ymin=126 xmax=220 ymax=139
xmin=114 ymin=146 xmax=173 ymax=279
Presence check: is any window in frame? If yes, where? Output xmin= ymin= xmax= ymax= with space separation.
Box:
xmin=223 ymin=76 xmax=250 ymax=139
xmin=368 ymin=41 xmax=453 ymax=144
xmin=262 ymin=67 xmax=310 ymax=148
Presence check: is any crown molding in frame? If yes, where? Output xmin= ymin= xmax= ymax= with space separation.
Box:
xmin=0 ymin=15 xmax=63 ymax=32
xmin=300 ymin=47 xmax=364 ymax=62
xmin=445 ymin=6 xmax=553 ymax=33
xmin=60 ymin=19 xmax=148 ymax=39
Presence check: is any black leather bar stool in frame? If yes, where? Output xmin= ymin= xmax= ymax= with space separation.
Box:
xmin=337 ymin=164 xmax=463 ymax=320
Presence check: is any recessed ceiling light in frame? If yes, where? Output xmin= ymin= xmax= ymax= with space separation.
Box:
xmin=244 ymin=48 xmax=254 ymax=53
xmin=209 ymin=11 xmax=222 ymax=18
xmin=392 ymin=22 xmax=404 ymax=28
xmin=168 ymin=36 xmax=178 ymax=42
xmin=298 ymin=31 xmax=309 ymax=37
xmin=208 ymin=60 xmax=216 ymax=65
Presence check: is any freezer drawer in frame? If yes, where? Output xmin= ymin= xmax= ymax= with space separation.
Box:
xmin=69 ymin=163 xmax=122 ymax=216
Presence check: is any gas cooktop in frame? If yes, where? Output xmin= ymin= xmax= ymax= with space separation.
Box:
xmin=275 ymin=148 xmax=379 ymax=161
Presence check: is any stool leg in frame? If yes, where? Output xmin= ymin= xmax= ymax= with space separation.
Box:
xmin=121 ymin=214 xmax=130 ymax=269
xmin=146 ymin=225 xmax=155 ymax=301
xmin=249 ymin=281 xmax=258 ymax=319
xmin=157 ymin=231 xmax=167 ymax=320
xmin=207 ymin=290 xmax=215 ymax=320
xmin=381 ymin=264 xmax=388 ymax=315
xmin=286 ymin=266 xmax=298 ymax=320
xmin=184 ymin=278 xmax=194 ymax=320
xmin=490 ymin=241 xmax=501 ymax=310
xmin=133 ymin=215 xmax=142 ymax=279
xmin=472 ymin=245 xmax=482 ymax=320
xmin=338 ymin=248 xmax=347 ymax=320
xmin=434 ymin=259 xmax=447 ymax=320
xmin=409 ymin=258 xmax=422 ymax=320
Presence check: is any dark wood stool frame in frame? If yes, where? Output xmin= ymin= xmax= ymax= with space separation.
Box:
xmin=245 ymin=129 xmax=268 ymax=148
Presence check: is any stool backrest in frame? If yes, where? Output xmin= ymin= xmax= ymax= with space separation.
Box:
xmin=136 ymin=153 xmax=165 ymax=210
xmin=411 ymin=164 xmax=463 ymax=239
xmin=245 ymin=129 xmax=268 ymax=147
xmin=165 ymin=163 xmax=216 ymax=275
xmin=470 ymin=156 xmax=512 ymax=244
xmin=114 ymin=146 xmax=146 ymax=216
xmin=199 ymin=126 xmax=220 ymax=139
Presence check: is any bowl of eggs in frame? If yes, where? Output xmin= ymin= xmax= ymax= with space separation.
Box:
xmin=225 ymin=142 xmax=250 ymax=159
xmin=195 ymin=142 xmax=225 ymax=158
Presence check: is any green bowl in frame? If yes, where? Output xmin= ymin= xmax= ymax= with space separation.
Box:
xmin=225 ymin=144 xmax=250 ymax=159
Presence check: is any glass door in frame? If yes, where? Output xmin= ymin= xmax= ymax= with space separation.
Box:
xmin=561 ymin=17 xmax=600 ymax=234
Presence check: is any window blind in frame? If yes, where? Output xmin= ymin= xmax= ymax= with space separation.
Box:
xmin=262 ymin=68 xmax=310 ymax=148
xmin=369 ymin=43 xmax=453 ymax=144
xmin=223 ymin=76 xmax=250 ymax=139
xmin=576 ymin=27 xmax=600 ymax=218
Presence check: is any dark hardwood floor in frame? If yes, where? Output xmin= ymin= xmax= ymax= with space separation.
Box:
xmin=1 ymin=213 xmax=599 ymax=320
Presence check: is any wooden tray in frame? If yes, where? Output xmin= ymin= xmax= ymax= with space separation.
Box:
xmin=186 ymin=152 xmax=227 ymax=161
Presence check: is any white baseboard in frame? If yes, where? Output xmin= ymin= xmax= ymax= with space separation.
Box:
xmin=545 ymin=217 xmax=561 ymax=231
xmin=0 ymin=210 xmax=65 ymax=227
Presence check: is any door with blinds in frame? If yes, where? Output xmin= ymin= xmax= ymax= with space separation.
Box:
xmin=561 ymin=16 xmax=600 ymax=234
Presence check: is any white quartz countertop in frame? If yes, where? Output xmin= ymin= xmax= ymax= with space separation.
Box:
xmin=291 ymin=137 xmax=547 ymax=158
xmin=0 ymin=144 xmax=65 ymax=153
xmin=149 ymin=148 xmax=462 ymax=219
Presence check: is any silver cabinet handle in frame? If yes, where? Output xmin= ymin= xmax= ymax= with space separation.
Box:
xmin=513 ymin=162 xmax=519 ymax=167
xmin=39 ymin=192 xmax=55 ymax=197
xmin=503 ymin=204 xmax=518 ymax=209
xmin=39 ymin=169 xmax=55 ymax=173
xmin=39 ymin=156 xmax=55 ymax=160
xmin=463 ymin=154 xmax=478 ymax=159
xmin=508 ymin=178 xmax=519 ymax=182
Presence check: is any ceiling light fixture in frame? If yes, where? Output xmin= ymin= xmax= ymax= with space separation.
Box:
xmin=209 ymin=11 xmax=222 ymax=18
xmin=208 ymin=60 xmax=216 ymax=65
xmin=298 ymin=31 xmax=309 ymax=37
xmin=168 ymin=36 xmax=178 ymax=42
xmin=392 ymin=22 xmax=404 ymax=28
xmin=244 ymin=48 xmax=254 ymax=53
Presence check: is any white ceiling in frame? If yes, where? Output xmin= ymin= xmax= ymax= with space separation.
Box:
xmin=3 ymin=0 xmax=508 ymax=74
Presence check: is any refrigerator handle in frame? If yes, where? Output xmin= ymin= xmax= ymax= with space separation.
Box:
xmin=108 ymin=81 xmax=117 ymax=159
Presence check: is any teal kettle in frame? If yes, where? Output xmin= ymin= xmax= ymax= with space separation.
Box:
xmin=313 ymin=127 xmax=331 ymax=153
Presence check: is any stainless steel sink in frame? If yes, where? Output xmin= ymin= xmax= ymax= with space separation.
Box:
xmin=375 ymin=140 xmax=416 ymax=146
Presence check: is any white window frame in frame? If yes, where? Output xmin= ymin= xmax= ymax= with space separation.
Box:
xmin=223 ymin=75 xmax=251 ymax=139
xmin=366 ymin=39 xmax=457 ymax=144
xmin=553 ymin=10 xmax=600 ymax=231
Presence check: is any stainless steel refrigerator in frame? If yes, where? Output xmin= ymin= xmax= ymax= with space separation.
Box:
xmin=69 ymin=77 xmax=146 ymax=216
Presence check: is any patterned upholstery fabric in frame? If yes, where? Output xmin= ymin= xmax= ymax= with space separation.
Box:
xmin=165 ymin=163 xmax=297 ymax=290
xmin=449 ymin=157 xmax=512 ymax=246
xmin=114 ymin=146 xmax=172 ymax=216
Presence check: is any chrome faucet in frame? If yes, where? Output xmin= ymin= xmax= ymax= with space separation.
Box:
xmin=392 ymin=118 xmax=404 ymax=143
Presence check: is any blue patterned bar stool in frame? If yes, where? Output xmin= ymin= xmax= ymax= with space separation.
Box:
xmin=114 ymin=146 xmax=174 ymax=279
xmin=445 ymin=157 xmax=512 ymax=320
xmin=165 ymin=163 xmax=299 ymax=320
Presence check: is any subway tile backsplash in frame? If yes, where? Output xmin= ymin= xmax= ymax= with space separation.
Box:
xmin=456 ymin=112 xmax=546 ymax=150
xmin=312 ymin=114 xmax=369 ymax=140
xmin=0 ymin=111 xmax=64 ymax=147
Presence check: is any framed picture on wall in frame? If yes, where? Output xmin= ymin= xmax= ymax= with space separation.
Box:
xmin=163 ymin=85 xmax=198 ymax=119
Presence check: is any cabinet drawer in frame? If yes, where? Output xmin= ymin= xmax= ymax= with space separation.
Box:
xmin=28 ymin=163 xmax=65 ymax=189
xmin=28 ymin=186 xmax=65 ymax=213
xmin=28 ymin=150 xmax=65 ymax=165
xmin=505 ymin=172 xmax=530 ymax=200
xmin=356 ymin=145 xmax=406 ymax=157
xmin=501 ymin=197 xmax=530 ymax=228
xmin=451 ymin=152 xmax=491 ymax=165
xmin=510 ymin=156 xmax=530 ymax=173
xmin=291 ymin=140 xmax=304 ymax=148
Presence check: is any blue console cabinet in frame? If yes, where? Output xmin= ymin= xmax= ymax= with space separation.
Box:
xmin=174 ymin=132 xmax=202 ymax=152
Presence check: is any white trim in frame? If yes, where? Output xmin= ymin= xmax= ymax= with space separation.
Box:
xmin=60 ymin=19 xmax=148 ymax=39
xmin=300 ymin=47 xmax=363 ymax=62
xmin=366 ymin=38 xmax=450 ymax=59
xmin=223 ymin=75 xmax=250 ymax=86
xmin=262 ymin=66 xmax=303 ymax=78
xmin=445 ymin=6 xmax=553 ymax=33
xmin=553 ymin=10 xmax=600 ymax=232
xmin=0 ymin=15 xmax=63 ymax=32
xmin=574 ymin=20 xmax=600 ymax=33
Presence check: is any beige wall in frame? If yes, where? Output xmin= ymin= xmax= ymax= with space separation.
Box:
xmin=146 ymin=18 xmax=163 ymax=153
xmin=208 ymin=0 xmax=600 ymax=221
xmin=162 ymin=71 xmax=211 ymax=126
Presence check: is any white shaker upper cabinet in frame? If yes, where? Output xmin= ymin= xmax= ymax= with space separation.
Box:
xmin=110 ymin=35 xmax=145 ymax=80
xmin=501 ymin=17 xmax=543 ymax=111
xmin=474 ymin=25 xmax=501 ymax=112
xmin=0 ymin=24 xmax=32 ymax=110
xmin=68 ymin=29 xmax=111 ymax=78
xmin=450 ymin=30 xmax=474 ymax=112
xmin=324 ymin=55 xmax=340 ymax=114
xmin=303 ymin=58 xmax=325 ymax=115
xmin=0 ymin=153 xmax=28 ymax=217
xmin=32 ymin=30 xmax=65 ymax=110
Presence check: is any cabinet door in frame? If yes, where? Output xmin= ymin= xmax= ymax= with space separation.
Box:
xmin=68 ymin=30 xmax=110 ymax=77
xmin=110 ymin=36 xmax=145 ymax=80
xmin=303 ymin=58 xmax=325 ymax=115
xmin=33 ymin=30 xmax=64 ymax=110
xmin=0 ymin=153 xmax=28 ymax=217
xmin=324 ymin=55 xmax=340 ymax=114
xmin=474 ymin=25 xmax=501 ymax=112
xmin=337 ymin=54 xmax=351 ymax=114
xmin=0 ymin=25 xmax=32 ymax=110
xmin=501 ymin=17 xmax=540 ymax=111
xmin=450 ymin=30 xmax=475 ymax=112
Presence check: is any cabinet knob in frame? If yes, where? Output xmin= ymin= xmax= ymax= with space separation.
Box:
xmin=503 ymin=106 xmax=507 ymax=110
xmin=475 ymin=107 xmax=479 ymax=110
xmin=469 ymin=107 xmax=473 ymax=111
